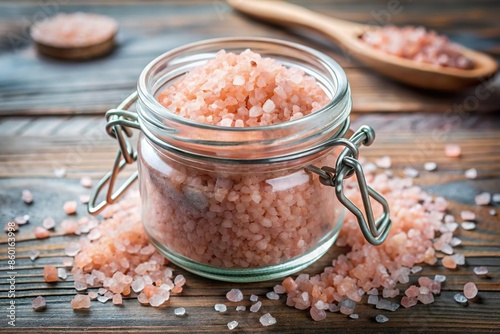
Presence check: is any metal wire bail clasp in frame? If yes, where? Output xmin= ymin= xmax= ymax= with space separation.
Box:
xmin=307 ymin=126 xmax=392 ymax=245
xmin=88 ymin=92 xmax=141 ymax=215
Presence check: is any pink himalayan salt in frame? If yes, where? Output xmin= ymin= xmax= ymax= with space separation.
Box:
xmin=43 ymin=266 xmax=58 ymax=282
xmin=157 ymin=49 xmax=328 ymax=127
xmin=65 ymin=241 xmax=81 ymax=257
xmin=375 ymin=156 xmax=391 ymax=169
xmin=31 ymin=13 xmax=117 ymax=48
xmin=464 ymin=282 xmax=478 ymax=299
xmin=274 ymin=285 xmax=286 ymax=294
xmin=259 ymin=313 xmax=277 ymax=327
xmin=80 ymin=177 xmax=93 ymax=188
xmin=15 ymin=215 xmax=30 ymax=225
xmin=32 ymin=296 xmax=46 ymax=311
xmin=475 ymin=192 xmax=491 ymax=206
xmin=113 ymin=294 xmax=123 ymax=305
xmin=267 ymin=291 xmax=280 ymax=300
xmin=310 ymin=306 xmax=327 ymax=321
xmin=444 ymin=144 xmax=462 ymax=157
xmin=442 ymin=256 xmax=457 ymax=269
xmin=400 ymin=296 xmax=418 ymax=309
xmin=460 ymin=210 xmax=476 ymax=221
xmin=22 ymin=190 xmax=33 ymax=204
xmin=80 ymin=195 xmax=90 ymax=204
xmin=63 ymin=201 xmax=78 ymax=215
xmin=465 ymin=168 xmax=477 ymax=179
xmin=42 ymin=217 xmax=56 ymax=230
xmin=63 ymin=258 xmax=74 ymax=267
xmin=69 ymin=192 xmax=178 ymax=307
xmin=282 ymin=167 xmax=450 ymax=318
xmin=250 ymin=301 xmax=262 ymax=313
xmin=89 ymin=291 xmax=98 ymax=300
xmin=71 ymin=294 xmax=91 ymax=310
xmin=34 ymin=226 xmax=50 ymax=239
xmin=226 ymin=289 xmax=244 ymax=302
xmin=361 ymin=26 xmax=472 ymax=69
xmin=473 ymin=266 xmax=489 ymax=277
xmin=61 ymin=220 xmax=78 ymax=234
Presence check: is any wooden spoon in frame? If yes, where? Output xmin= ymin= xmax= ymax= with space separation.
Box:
xmin=228 ymin=0 xmax=498 ymax=91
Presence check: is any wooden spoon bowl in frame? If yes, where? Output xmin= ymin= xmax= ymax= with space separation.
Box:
xmin=228 ymin=0 xmax=498 ymax=91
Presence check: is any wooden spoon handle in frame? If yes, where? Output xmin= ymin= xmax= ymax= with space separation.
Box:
xmin=227 ymin=0 xmax=363 ymax=43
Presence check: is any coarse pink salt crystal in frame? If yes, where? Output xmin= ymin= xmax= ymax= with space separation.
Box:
xmin=273 ymin=285 xmax=286 ymax=294
xmin=310 ymin=306 xmax=327 ymax=321
xmin=375 ymin=156 xmax=391 ymax=169
xmin=89 ymin=292 xmax=98 ymax=300
xmin=226 ymin=289 xmax=244 ymax=302
xmin=15 ymin=215 xmax=29 ymax=225
xmin=460 ymin=210 xmax=476 ymax=221
xmin=22 ymin=190 xmax=33 ymax=204
xmin=29 ymin=249 xmax=40 ymax=261
xmin=214 ymin=303 xmax=227 ymax=312
xmin=417 ymin=293 xmax=434 ymax=305
xmin=113 ymin=294 xmax=123 ymax=305
xmin=149 ymin=292 xmax=169 ymax=307
xmin=266 ymin=291 xmax=280 ymax=300
xmin=43 ymin=266 xmax=58 ymax=282
xmin=473 ymin=266 xmax=488 ymax=277
xmin=259 ymin=313 xmax=277 ymax=326
xmin=32 ymin=296 xmax=46 ymax=311
xmin=34 ymin=226 xmax=50 ymax=239
xmin=282 ymin=277 xmax=298 ymax=292
xmin=445 ymin=144 xmax=461 ymax=157
xmin=80 ymin=195 xmax=90 ymax=204
xmin=405 ymin=285 xmax=420 ymax=298
xmin=174 ymin=274 xmax=186 ymax=287
xmin=424 ymin=162 xmax=437 ymax=171
xmin=71 ymin=294 xmax=91 ymax=309
xmin=61 ymin=220 xmax=78 ymax=234
xmin=461 ymin=222 xmax=476 ymax=230
xmin=463 ymin=282 xmax=478 ymax=299
xmin=465 ymin=168 xmax=477 ymax=179
xmin=250 ymin=301 xmax=262 ymax=313
xmin=63 ymin=201 xmax=78 ymax=215
xmin=137 ymin=293 xmax=149 ymax=305
xmin=442 ymin=256 xmax=457 ymax=269
xmin=475 ymin=192 xmax=491 ymax=206
xmin=400 ymin=296 xmax=417 ymax=309
xmin=250 ymin=294 xmax=259 ymax=302
xmin=42 ymin=217 xmax=56 ymax=230
xmin=65 ymin=241 xmax=81 ymax=257
xmin=80 ymin=177 xmax=93 ymax=188
xmin=57 ymin=268 xmax=67 ymax=280
xmin=63 ymin=258 xmax=74 ymax=267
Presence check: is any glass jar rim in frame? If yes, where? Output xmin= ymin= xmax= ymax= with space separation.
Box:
xmin=137 ymin=37 xmax=350 ymax=133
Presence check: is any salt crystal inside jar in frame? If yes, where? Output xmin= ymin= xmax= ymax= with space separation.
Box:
xmin=89 ymin=38 xmax=391 ymax=282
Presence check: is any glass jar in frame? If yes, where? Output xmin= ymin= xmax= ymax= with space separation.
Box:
xmin=89 ymin=37 xmax=391 ymax=282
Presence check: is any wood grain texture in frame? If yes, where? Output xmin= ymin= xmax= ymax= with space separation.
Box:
xmin=0 ymin=0 xmax=499 ymax=115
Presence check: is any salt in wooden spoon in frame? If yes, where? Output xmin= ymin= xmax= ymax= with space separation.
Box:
xmin=228 ymin=0 xmax=498 ymax=91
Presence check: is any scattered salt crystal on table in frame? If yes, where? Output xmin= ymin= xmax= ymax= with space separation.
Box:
xmin=34 ymin=226 xmax=50 ymax=239
xmin=149 ymin=292 xmax=169 ymax=307
xmin=442 ymin=256 xmax=457 ymax=269
xmin=445 ymin=144 xmax=462 ymax=157
xmin=259 ymin=313 xmax=277 ymax=327
xmin=451 ymin=253 xmax=465 ymax=265
xmin=368 ymin=295 xmax=379 ymax=305
xmin=43 ymin=266 xmax=58 ymax=282
xmin=434 ymin=274 xmax=446 ymax=283
xmin=454 ymin=293 xmax=468 ymax=305
xmin=266 ymin=291 xmax=280 ymax=300
xmin=74 ymin=281 xmax=87 ymax=292
xmin=400 ymin=296 xmax=417 ymax=309
xmin=461 ymin=222 xmax=476 ymax=230
xmin=424 ymin=162 xmax=437 ymax=171
xmin=42 ymin=217 xmax=56 ymax=230
xmin=71 ymin=295 xmax=90 ymax=309
xmin=80 ymin=195 xmax=90 ymax=204
xmin=22 ymin=190 xmax=33 ymax=204
xmin=113 ymin=294 xmax=123 ymax=305
xmin=440 ymin=243 xmax=453 ymax=255
xmin=97 ymin=295 xmax=109 ymax=303
xmin=250 ymin=301 xmax=262 ymax=313
xmin=460 ymin=210 xmax=476 ymax=221
xmin=475 ymin=192 xmax=491 ymax=206
xmin=29 ymin=249 xmax=40 ymax=261
xmin=61 ymin=220 xmax=78 ymax=234
xmin=250 ymin=294 xmax=258 ymax=302
xmin=375 ymin=314 xmax=389 ymax=323
xmin=375 ymin=156 xmax=391 ymax=169
xmin=489 ymin=209 xmax=497 ymax=216
xmin=174 ymin=274 xmax=186 ymax=286
xmin=449 ymin=237 xmax=462 ymax=247
xmin=80 ymin=177 xmax=93 ymax=188
xmin=473 ymin=266 xmax=488 ymax=277
xmin=367 ymin=288 xmax=379 ymax=295
xmin=349 ymin=313 xmax=359 ymax=319
xmin=464 ymin=282 xmax=478 ymax=299
xmin=65 ymin=241 xmax=81 ymax=256
xmin=214 ymin=303 xmax=227 ymax=312
xmin=273 ymin=285 xmax=286 ymax=294
xmin=236 ymin=305 xmax=246 ymax=311
xmin=57 ymin=268 xmax=67 ymax=280
xmin=62 ymin=258 xmax=73 ymax=267
xmin=329 ymin=304 xmax=340 ymax=313
xmin=89 ymin=292 xmax=98 ymax=300
xmin=376 ymin=299 xmax=399 ymax=312
xmin=492 ymin=193 xmax=500 ymax=203
xmin=410 ymin=266 xmax=422 ymax=274
xmin=404 ymin=167 xmax=419 ymax=178
xmin=137 ymin=293 xmax=149 ymax=305
xmin=227 ymin=320 xmax=239 ymax=330
xmin=226 ymin=289 xmax=243 ymax=302
xmin=54 ymin=168 xmax=66 ymax=178
xmin=32 ymin=296 xmax=46 ymax=311
xmin=63 ymin=201 xmax=77 ymax=215
xmin=15 ymin=215 xmax=30 ymax=225
xmin=465 ymin=168 xmax=477 ymax=179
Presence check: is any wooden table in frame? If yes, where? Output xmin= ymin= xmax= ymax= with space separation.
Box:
xmin=1 ymin=1 xmax=499 ymax=333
